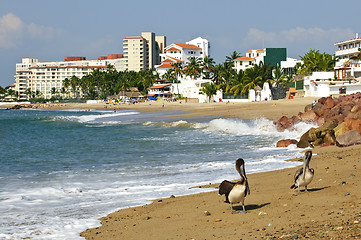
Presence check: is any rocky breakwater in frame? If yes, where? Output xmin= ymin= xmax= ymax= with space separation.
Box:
xmin=275 ymin=92 xmax=361 ymax=148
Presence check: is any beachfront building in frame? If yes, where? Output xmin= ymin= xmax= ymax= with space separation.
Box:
xmin=281 ymin=57 xmax=303 ymax=73
xmin=148 ymin=79 xmax=172 ymax=99
xmin=152 ymin=37 xmax=218 ymax=102
xmin=158 ymin=37 xmax=209 ymax=69
xmin=123 ymin=32 xmax=166 ymax=71
xmin=303 ymin=33 xmax=361 ymax=97
xmin=233 ymin=48 xmax=287 ymax=72
xmin=171 ymin=78 xmax=222 ymax=103
xmin=14 ymin=56 xmax=126 ymax=100
xmin=334 ymin=33 xmax=361 ymax=81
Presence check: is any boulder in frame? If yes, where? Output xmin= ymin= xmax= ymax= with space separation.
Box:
xmin=276 ymin=139 xmax=298 ymax=147
xmin=318 ymin=120 xmax=338 ymax=131
xmin=275 ymin=115 xmax=300 ymax=131
xmin=334 ymin=122 xmax=345 ymax=137
xmin=304 ymin=104 xmax=313 ymax=112
xmin=324 ymin=97 xmax=336 ymax=109
xmin=300 ymin=110 xmax=318 ymax=122
xmin=297 ymin=128 xmax=317 ymax=148
xmin=336 ymin=130 xmax=361 ymax=146
xmin=350 ymin=104 xmax=361 ymax=113
xmin=343 ymin=117 xmax=361 ymax=135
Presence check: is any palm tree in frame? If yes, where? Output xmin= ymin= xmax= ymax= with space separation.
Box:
xmin=201 ymin=56 xmax=216 ymax=79
xmin=271 ymin=64 xmax=285 ymax=87
xmin=6 ymin=88 xmax=16 ymax=100
xmin=184 ymin=57 xmax=201 ymax=79
xmin=299 ymin=49 xmax=337 ymax=75
xmin=69 ymin=75 xmax=80 ymax=98
xmin=226 ymin=51 xmax=241 ymax=63
xmin=241 ymin=62 xmax=272 ymax=95
xmin=24 ymin=88 xmax=33 ymax=100
xmin=200 ymin=82 xmax=218 ymax=102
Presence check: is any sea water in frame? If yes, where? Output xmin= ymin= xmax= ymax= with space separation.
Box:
xmin=0 ymin=108 xmax=314 ymax=239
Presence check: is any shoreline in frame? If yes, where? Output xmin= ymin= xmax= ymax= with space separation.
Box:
xmin=4 ymin=97 xmax=361 ymax=239
xmin=0 ymin=97 xmax=315 ymax=121
xmin=80 ymin=144 xmax=361 ymax=239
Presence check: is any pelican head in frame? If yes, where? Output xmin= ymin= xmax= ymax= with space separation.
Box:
xmin=235 ymin=158 xmax=246 ymax=179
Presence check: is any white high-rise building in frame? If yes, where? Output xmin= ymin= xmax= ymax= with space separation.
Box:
xmin=14 ymin=55 xmax=125 ymax=100
xmin=334 ymin=33 xmax=361 ymax=80
xmin=122 ymin=32 xmax=166 ymax=71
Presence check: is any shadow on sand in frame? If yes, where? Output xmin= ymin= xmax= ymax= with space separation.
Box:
xmin=232 ymin=202 xmax=270 ymax=212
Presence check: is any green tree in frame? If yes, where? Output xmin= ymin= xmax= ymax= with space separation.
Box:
xmin=299 ymin=49 xmax=337 ymax=75
xmin=226 ymin=51 xmax=241 ymax=63
xmin=201 ymin=56 xmax=216 ymax=79
xmin=200 ymin=82 xmax=218 ymax=102
xmin=184 ymin=57 xmax=201 ymax=79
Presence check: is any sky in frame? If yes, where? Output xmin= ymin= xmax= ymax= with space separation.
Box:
xmin=0 ymin=0 xmax=360 ymax=87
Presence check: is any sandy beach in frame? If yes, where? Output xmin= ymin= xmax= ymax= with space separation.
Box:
xmin=4 ymin=98 xmax=361 ymax=239
xmin=1 ymin=97 xmax=316 ymax=120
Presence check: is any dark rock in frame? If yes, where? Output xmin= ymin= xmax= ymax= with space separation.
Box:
xmin=300 ymin=110 xmax=318 ymax=122
xmin=324 ymin=97 xmax=336 ymax=109
xmin=276 ymin=139 xmax=298 ymax=147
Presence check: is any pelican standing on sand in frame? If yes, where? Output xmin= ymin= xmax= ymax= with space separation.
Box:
xmin=219 ymin=158 xmax=250 ymax=213
xmin=290 ymin=150 xmax=314 ymax=192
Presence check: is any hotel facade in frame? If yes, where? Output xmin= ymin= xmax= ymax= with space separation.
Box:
xmin=14 ymin=55 xmax=125 ymax=100
xmin=13 ymin=31 xmax=166 ymax=100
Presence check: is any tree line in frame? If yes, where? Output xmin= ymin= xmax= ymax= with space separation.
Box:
xmin=0 ymin=49 xmax=338 ymax=101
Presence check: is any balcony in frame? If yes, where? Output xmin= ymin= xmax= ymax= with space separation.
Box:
xmin=336 ymin=47 xmax=360 ymax=57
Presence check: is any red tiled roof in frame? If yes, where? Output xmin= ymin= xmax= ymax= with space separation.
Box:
xmin=156 ymin=63 xmax=174 ymax=69
xmin=172 ymin=44 xmax=201 ymax=49
xmin=234 ymin=56 xmax=254 ymax=61
xmin=162 ymin=56 xmax=183 ymax=63
xmin=149 ymin=84 xmax=171 ymax=89
xmin=166 ymin=47 xmax=181 ymax=51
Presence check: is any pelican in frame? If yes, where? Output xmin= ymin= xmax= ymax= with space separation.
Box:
xmin=219 ymin=158 xmax=250 ymax=213
xmin=290 ymin=150 xmax=314 ymax=192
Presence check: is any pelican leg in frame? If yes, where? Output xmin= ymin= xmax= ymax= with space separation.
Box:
xmin=305 ymin=186 xmax=308 ymax=192
xmin=242 ymin=200 xmax=246 ymax=213
xmin=230 ymin=203 xmax=236 ymax=214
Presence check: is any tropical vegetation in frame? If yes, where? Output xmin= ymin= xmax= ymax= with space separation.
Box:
xmin=0 ymin=48 xmax=338 ymax=102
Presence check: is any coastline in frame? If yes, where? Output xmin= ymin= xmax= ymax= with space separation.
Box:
xmin=4 ymin=98 xmax=361 ymax=239
xmin=80 ymin=144 xmax=361 ymax=239
xmin=1 ymin=97 xmax=315 ymax=120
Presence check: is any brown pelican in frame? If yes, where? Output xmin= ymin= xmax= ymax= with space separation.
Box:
xmin=290 ymin=150 xmax=314 ymax=192
xmin=219 ymin=158 xmax=250 ymax=213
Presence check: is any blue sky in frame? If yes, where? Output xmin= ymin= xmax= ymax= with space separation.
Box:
xmin=0 ymin=0 xmax=360 ymax=87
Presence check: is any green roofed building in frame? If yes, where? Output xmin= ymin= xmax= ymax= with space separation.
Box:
xmin=233 ymin=48 xmax=287 ymax=72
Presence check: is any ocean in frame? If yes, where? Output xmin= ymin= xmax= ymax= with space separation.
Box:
xmin=0 ymin=108 xmax=314 ymax=239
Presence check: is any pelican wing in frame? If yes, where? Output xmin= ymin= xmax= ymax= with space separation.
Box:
xmin=219 ymin=180 xmax=236 ymax=202
xmin=290 ymin=168 xmax=303 ymax=189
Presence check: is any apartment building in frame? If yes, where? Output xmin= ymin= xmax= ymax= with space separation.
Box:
xmin=14 ymin=55 xmax=125 ymax=100
xmin=233 ymin=48 xmax=287 ymax=72
xmin=155 ymin=37 xmax=210 ymax=77
xmin=123 ymin=32 xmax=166 ymax=71
xmin=334 ymin=33 xmax=361 ymax=80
